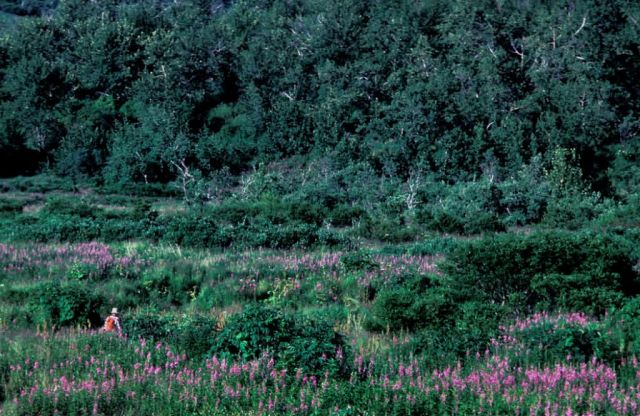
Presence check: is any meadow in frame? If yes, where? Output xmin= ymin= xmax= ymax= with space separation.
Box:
xmin=1 ymin=0 xmax=639 ymax=413
xmin=1 ymin=210 xmax=640 ymax=414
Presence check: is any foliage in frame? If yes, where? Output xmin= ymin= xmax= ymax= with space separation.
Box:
xmin=125 ymin=309 xmax=219 ymax=358
xmin=210 ymin=303 xmax=350 ymax=377
xmin=26 ymin=281 xmax=103 ymax=327
xmin=443 ymin=230 xmax=640 ymax=313
xmin=0 ymin=0 xmax=636 ymax=208
xmin=368 ymin=274 xmax=455 ymax=332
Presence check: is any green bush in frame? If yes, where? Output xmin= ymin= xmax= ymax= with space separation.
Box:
xmin=192 ymin=283 xmax=239 ymax=310
xmin=0 ymin=197 xmax=25 ymax=214
xmin=27 ymin=281 xmax=103 ymax=327
xmin=26 ymin=216 xmax=102 ymax=242
xmin=0 ymin=175 xmax=75 ymax=193
xmin=41 ymin=196 xmax=98 ymax=218
xmin=125 ymin=310 xmax=219 ymax=358
xmin=356 ymin=217 xmax=420 ymax=243
xmin=341 ymin=250 xmax=378 ymax=272
xmin=609 ymin=296 xmax=640 ymax=357
xmin=510 ymin=318 xmax=621 ymax=366
xmin=316 ymin=226 xmax=351 ymax=247
xmin=161 ymin=214 xmax=221 ymax=248
xmin=415 ymin=180 xmax=506 ymax=235
xmin=367 ymin=274 xmax=456 ymax=332
xmin=410 ymin=301 xmax=507 ymax=365
xmin=443 ymin=230 xmax=639 ymax=313
xmin=262 ymin=221 xmax=318 ymax=249
xmin=99 ymin=218 xmax=148 ymax=241
xmin=531 ymin=273 xmax=625 ymax=315
xmin=329 ymin=204 xmax=366 ymax=227
xmin=542 ymin=193 xmax=609 ymax=230
xmin=210 ymin=303 xmax=350 ymax=377
xmin=138 ymin=269 xmax=201 ymax=308
xmin=416 ymin=208 xmax=506 ymax=235
xmin=211 ymin=200 xmax=327 ymax=227
xmin=99 ymin=182 xmax=179 ymax=197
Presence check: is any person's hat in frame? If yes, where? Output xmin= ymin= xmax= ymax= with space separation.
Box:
xmin=111 ymin=308 xmax=118 ymax=314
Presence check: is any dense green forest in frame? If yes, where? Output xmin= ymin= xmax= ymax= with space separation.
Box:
xmin=0 ymin=0 xmax=638 ymax=199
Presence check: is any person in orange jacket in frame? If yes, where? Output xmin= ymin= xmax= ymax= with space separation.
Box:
xmin=103 ymin=308 xmax=122 ymax=335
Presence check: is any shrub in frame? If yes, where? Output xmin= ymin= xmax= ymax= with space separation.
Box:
xmin=316 ymin=226 xmax=351 ymax=247
xmin=409 ymin=301 xmax=507 ymax=365
xmin=367 ymin=274 xmax=456 ymax=332
xmin=262 ymin=221 xmax=318 ymax=249
xmin=341 ymin=251 xmax=378 ymax=272
xmin=0 ymin=197 xmax=25 ymax=214
xmin=542 ymin=193 xmax=609 ymax=230
xmin=139 ymin=269 xmax=201 ymax=308
xmin=415 ymin=180 xmax=506 ymax=235
xmin=41 ymin=196 xmax=97 ymax=218
xmin=161 ymin=214 xmax=220 ymax=248
xmin=507 ymin=315 xmax=621 ymax=366
xmin=531 ymin=273 xmax=625 ymax=315
xmin=609 ymin=296 xmax=640 ymax=357
xmin=0 ymin=175 xmax=75 ymax=193
xmin=27 ymin=281 xmax=103 ymax=327
xmin=210 ymin=303 xmax=350 ymax=377
xmin=442 ymin=230 xmax=639 ymax=313
xmin=369 ymin=288 xmax=455 ymax=331
xmin=125 ymin=309 xmax=219 ymax=358
xmin=356 ymin=217 xmax=420 ymax=243
xmin=329 ymin=204 xmax=366 ymax=227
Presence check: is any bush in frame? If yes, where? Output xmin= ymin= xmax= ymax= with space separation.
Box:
xmin=608 ymin=296 xmax=640 ymax=357
xmin=125 ymin=309 xmax=219 ymax=358
xmin=262 ymin=221 xmax=318 ymax=249
xmin=509 ymin=316 xmax=621 ymax=366
xmin=341 ymin=250 xmax=378 ymax=272
xmin=367 ymin=274 xmax=456 ymax=332
xmin=0 ymin=197 xmax=25 ymax=214
xmin=542 ymin=193 xmax=609 ymax=230
xmin=25 ymin=216 xmax=102 ymax=242
xmin=356 ymin=217 xmax=420 ymax=243
xmin=316 ymin=226 xmax=351 ymax=247
xmin=411 ymin=301 xmax=505 ymax=366
xmin=329 ymin=204 xmax=366 ymax=227
xmin=161 ymin=214 xmax=221 ymax=248
xmin=415 ymin=180 xmax=506 ymax=235
xmin=443 ymin=230 xmax=639 ymax=313
xmin=211 ymin=200 xmax=327 ymax=227
xmin=531 ymin=273 xmax=625 ymax=315
xmin=210 ymin=304 xmax=350 ymax=377
xmin=138 ymin=269 xmax=201 ymax=308
xmin=27 ymin=281 xmax=103 ymax=327
xmin=41 ymin=196 xmax=98 ymax=218
xmin=0 ymin=175 xmax=75 ymax=193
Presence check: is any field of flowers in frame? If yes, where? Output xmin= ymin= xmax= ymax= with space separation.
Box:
xmin=2 ymin=312 xmax=640 ymax=415
xmin=1 ymin=233 xmax=640 ymax=414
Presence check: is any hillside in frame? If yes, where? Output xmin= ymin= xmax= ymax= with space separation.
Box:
xmin=1 ymin=2 xmax=640 ymax=414
xmin=0 ymin=1 xmax=637 ymax=192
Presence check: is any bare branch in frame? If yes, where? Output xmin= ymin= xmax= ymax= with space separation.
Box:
xmin=280 ymin=91 xmax=294 ymax=101
xmin=574 ymin=16 xmax=587 ymax=36
xmin=171 ymin=159 xmax=195 ymax=200
xmin=510 ymin=39 xmax=525 ymax=69
xmin=510 ymin=40 xmax=524 ymax=58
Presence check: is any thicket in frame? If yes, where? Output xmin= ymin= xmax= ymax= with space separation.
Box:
xmin=0 ymin=0 xmax=637 ymax=210
xmin=442 ymin=230 xmax=639 ymax=314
